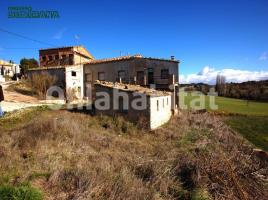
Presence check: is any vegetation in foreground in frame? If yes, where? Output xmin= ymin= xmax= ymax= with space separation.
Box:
xmin=0 ymin=184 xmax=43 ymax=200
xmin=0 ymin=107 xmax=267 ymax=200
xmin=183 ymin=92 xmax=268 ymax=116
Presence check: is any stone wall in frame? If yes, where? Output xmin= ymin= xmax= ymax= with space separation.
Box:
xmin=26 ymin=68 xmax=66 ymax=88
xmin=94 ymin=84 xmax=150 ymax=125
xmin=94 ymin=84 xmax=172 ymax=129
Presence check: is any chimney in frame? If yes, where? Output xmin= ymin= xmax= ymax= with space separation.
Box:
xmin=171 ymin=56 xmax=175 ymax=61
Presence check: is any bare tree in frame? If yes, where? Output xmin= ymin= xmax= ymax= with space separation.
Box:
xmin=215 ymin=74 xmax=226 ymax=96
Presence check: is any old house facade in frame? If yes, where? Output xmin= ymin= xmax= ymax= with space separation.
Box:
xmin=35 ymin=46 xmax=179 ymax=101
xmin=39 ymin=46 xmax=94 ymax=67
xmin=28 ymin=46 xmax=179 ymax=114
xmin=83 ymin=55 xmax=179 ymax=98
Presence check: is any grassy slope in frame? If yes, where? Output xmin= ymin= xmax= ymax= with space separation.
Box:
xmin=225 ymin=116 xmax=268 ymax=152
xmin=0 ymin=107 xmax=267 ymax=199
xmin=184 ymin=92 xmax=268 ymax=151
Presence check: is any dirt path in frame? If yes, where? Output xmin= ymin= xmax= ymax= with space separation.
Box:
xmin=2 ymin=81 xmax=40 ymax=103
xmin=1 ymin=81 xmax=49 ymax=112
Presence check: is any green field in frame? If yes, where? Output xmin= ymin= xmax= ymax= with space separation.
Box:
xmin=182 ymin=92 xmax=268 ymax=116
xmin=183 ymin=92 xmax=268 ymax=151
xmin=225 ymin=116 xmax=268 ymax=152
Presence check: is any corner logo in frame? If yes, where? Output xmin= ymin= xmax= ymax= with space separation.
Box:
xmin=8 ymin=6 xmax=60 ymax=19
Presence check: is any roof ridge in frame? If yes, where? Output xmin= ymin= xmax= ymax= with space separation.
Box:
xmin=95 ymin=81 xmax=171 ymax=96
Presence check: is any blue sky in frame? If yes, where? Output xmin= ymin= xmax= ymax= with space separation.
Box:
xmin=0 ymin=0 xmax=268 ymax=83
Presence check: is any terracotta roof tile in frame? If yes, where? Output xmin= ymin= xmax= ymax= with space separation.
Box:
xmin=85 ymin=55 xmax=179 ymax=65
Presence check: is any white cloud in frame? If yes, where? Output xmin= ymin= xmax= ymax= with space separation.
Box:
xmin=74 ymin=34 xmax=80 ymax=40
xmin=53 ymin=28 xmax=67 ymax=39
xmin=259 ymin=52 xmax=267 ymax=61
xmin=197 ymin=66 xmax=214 ymax=75
xmin=180 ymin=66 xmax=268 ymax=84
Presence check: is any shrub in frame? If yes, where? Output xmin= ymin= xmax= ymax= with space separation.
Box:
xmin=0 ymin=184 xmax=43 ymax=200
xmin=98 ymin=114 xmax=136 ymax=134
xmin=26 ymin=73 xmax=57 ymax=99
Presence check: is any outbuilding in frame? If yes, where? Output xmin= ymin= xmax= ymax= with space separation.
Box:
xmin=94 ymin=81 xmax=175 ymax=129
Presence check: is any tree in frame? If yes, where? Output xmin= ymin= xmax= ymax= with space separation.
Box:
xmin=215 ymin=74 xmax=226 ymax=96
xmin=20 ymin=58 xmax=39 ymax=75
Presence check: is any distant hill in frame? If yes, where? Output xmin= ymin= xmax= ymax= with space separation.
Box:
xmin=180 ymin=83 xmax=213 ymax=95
xmin=180 ymin=80 xmax=268 ymax=102
xmin=223 ymin=80 xmax=268 ymax=101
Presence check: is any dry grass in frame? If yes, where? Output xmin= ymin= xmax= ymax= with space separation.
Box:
xmin=0 ymin=108 xmax=267 ymax=200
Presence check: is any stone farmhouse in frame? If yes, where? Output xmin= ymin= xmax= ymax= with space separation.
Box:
xmin=27 ymin=45 xmax=179 ymax=129
xmin=28 ymin=46 xmax=179 ymax=98
xmin=82 ymin=55 xmax=178 ymax=97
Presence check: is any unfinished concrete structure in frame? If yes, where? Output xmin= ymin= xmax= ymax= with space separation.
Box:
xmin=94 ymin=81 xmax=173 ymax=129
xmin=39 ymin=46 xmax=94 ymax=67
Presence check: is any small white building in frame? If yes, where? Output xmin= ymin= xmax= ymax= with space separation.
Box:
xmin=94 ymin=81 xmax=175 ymax=129
xmin=0 ymin=59 xmax=20 ymax=78
xmin=149 ymin=95 xmax=173 ymax=129
xmin=65 ymin=65 xmax=84 ymax=100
